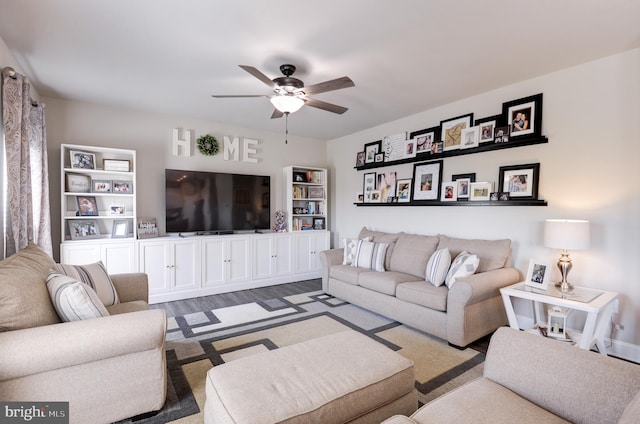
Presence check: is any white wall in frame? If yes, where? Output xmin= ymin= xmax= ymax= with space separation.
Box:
xmin=43 ymin=97 xmax=328 ymax=258
xmin=327 ymin=48 xmax=640 ymax=359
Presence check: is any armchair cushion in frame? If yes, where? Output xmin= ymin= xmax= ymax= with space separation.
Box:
xmin=46 ymin=272 xmax=110 ymax=322
xmin=53 ymin=262 xmax=119 ymax=306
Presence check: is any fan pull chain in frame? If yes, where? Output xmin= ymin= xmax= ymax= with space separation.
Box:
xmin=285 ymin=112 xmax=289 ymax=144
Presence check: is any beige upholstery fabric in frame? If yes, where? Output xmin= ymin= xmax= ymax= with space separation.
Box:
xmin=330 ymin=264 xmax=370 ymax=285
xmin=0 ymin=244 xmax=60 ymax=331
xmin=205 ymin=330 xmax=417 ymax=424
xmin=106 ymin=300 xmax=149 ymax=315
xmin=359 ymin=271 xmax=422 ymax=295
xmin=396 ymin=281 xmax=448 ymax=311
xmin=619 ymin=392 xmax=640 ymax=424
xmin=388 ymin=233 xmax=439 ymax=278
xmin=437 ymin=235 xmax=510 ymax=273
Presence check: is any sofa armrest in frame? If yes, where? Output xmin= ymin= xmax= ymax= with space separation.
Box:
xmin=111 ymin=272 xmax=149 ymax=303
xmin=319 ymin=248 xmax=344 ymax=292
xmin=0 ymin=309 xmax=166 ymax=381
xmin=448 ymin=267 xmax=521 ymax=307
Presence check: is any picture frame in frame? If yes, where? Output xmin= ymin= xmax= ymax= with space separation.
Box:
xmin=364 ymin=141 xmax=381 ymax=164
xmin=109 ymin=204 xmax=125 ymax=215
xmin=308 ymin=187 xmax=324 ymax=199
xmin=440 ymin=181 xmax=458 ymax=202
xmin=460 ymin=126 xmax=480 ymax=149
xmin=525 ymin=259 xmax=551 ymax=291
xmin=363 ymin=172 xmax=377 ymax=202
xmin=377 ymin=171 xmax=397 ymax=202
xmin=355 ymin=151 xmax=366 ymax=167
xmin=409 ymin=126 xmax=440 ymax=155
xmin=66 ymin=173 xmax=91 ymax=193
xmin=76 ymin=195 xmax=99 ymax=216
xmin=381 ymin=132 xmax=408 ymax=162
xmin=411 ymin=160 xmax=443 ymax=201
xmin=469 ymin=182 xmax=492 ymax=201
xmin=356 ymin=192 xmax=364 ymax=203
xmin=477 ymin=119 xmax=497 ymax=143
xmin=494 ymin=126 xmax=510 ymax=143
xmin=374 ymin=153 xmax=384 ymax=162
xmin=431 ymin=141 xmax=443 ymax=154
xmin=313 ymin=217 xmax=326 ymax=230
xmin=502 ymin=93 xmax=543 ymax=139
xmin=498 ymin=163 xmax=540 ymax=199
xmin=293 ymin=171 xmax=308 ymax=182
xmin=403 ymin=138 xmax=417 ymax=158
xmin=92 ymin=179 xmax=112 ymax=193
xmin=111 ymin=220 xmax=130 ymax=238
xmin=70 ymin=150 xmax=96 ymax=170
xmin=137 ymin=217 xmax=159 ymax=239
xmin=452 ymin=173 xmax=475 ymax=199
xmin=369 ymin=189 xmax=382 ymax=203
xmin=112 ymin=180 xmax=133 ymax=193
xmin=103 ymin=159 xmax=130 ymax=172
xmin=440 ymin=113 xmax=473 ymax=151
xmin=68 ymin=219 xmax=100 ymax=240
xmin=395 ymin=179 xmax=412 ymax=202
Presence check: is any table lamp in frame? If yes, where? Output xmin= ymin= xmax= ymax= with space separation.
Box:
xmin=544 ymin=219 xmax=590 ymax=292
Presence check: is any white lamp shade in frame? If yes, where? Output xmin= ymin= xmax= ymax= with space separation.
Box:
xmin=270 ymin=95 xmax=304 ymax=114
xmin=544 ymin=219 xmax=590 ymax=250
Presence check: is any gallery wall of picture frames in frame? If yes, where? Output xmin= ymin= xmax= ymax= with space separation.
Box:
xmin=354 ymin=93 xmax=548 ymax=207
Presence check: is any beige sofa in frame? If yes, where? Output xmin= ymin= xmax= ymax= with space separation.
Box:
xmin=383 ymin=327 xmax=640 ymax=424
xmin=320 ymin=228 xmax=521 ymax=347
xmin=0 ymin=244 xmax=167 ymax=424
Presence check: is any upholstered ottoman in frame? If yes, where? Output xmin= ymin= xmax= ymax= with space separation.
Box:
xmin=204 ymin=330 xmax=418 ymax=424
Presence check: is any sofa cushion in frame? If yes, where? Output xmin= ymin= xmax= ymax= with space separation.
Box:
xmin=46 ymin=272 xmax=110 ymax=321
xmin=53 ymin=262 xmax=120 ymax=306
xmin=388 ymin=233 xmax=439 ymax=278
xmin=352 ymin=240 xmax=388 ymax=272
xmin=619 ymin=392 xmax=640 ymax=424
xmin=437 ymin=235 xmax=511 ymax=273
xmin=330 ymin=264 xmax=371 ymax=286
xmin=359 ymin=271 xmax=422 ymax=296
xmin=425 ymin=248 xmax=451 ymax=287
xmin=396 ymin=281 xmax=448 ymax=311
xmin=342 ymin=236 xmax=372 ymax=265
xmin=445 ymin=251 xmax=479 ymax=288
xmin=358 ymin=227 xmax=400 ymax=270
xmin=106 ymin=301 xmax=149 ymax=315
xmin=0 ymin=243 xmax=60 ymax=331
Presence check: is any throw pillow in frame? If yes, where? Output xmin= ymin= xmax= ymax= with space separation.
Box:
xmin=352 ymin=240 xmax=388 ymax=272
xmin=445 ymin=251 xmax=480 ymax=288
xmin=342 ymin=236 xmax=372 ymax=265
xmin=53 ymin=262 xmax=119 ymax=306
xmin=425 ymin=248 xmax=451 ymax=287
xmin=47 ymin=272 xmax=110 ymax=322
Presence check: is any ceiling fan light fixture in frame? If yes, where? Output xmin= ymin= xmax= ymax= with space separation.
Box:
xmin=270 ymin=95 xmax=304 ymax=114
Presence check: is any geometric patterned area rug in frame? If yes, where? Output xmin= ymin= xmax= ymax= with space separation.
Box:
xmin=118 ymin=289 xmax=485 ymax=424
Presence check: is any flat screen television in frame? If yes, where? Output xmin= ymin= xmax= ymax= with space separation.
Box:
xmin=165 ymin=169 xmax=270 ymax=234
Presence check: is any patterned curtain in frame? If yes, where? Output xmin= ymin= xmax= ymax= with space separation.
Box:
xmin=1 ymin=67 xmax=52 ymax=257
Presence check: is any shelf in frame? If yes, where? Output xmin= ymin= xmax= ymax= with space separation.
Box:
xmin=64 ymin=192 xmax=134 ymax=197
xmin=355 ymin=136 xmax=548 ymax=170
xmin=355 ymin=199 xmax=548 ymax=207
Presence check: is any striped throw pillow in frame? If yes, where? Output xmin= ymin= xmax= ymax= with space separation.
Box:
xmin=342 ymin=236 xmax=372 ymax=265
xmin=352 ymin=240 xmax=388 ymax=272
xmin=47 ymin=273 xmax=110 ymax=322
xmin=445 ymin=251 xmax=480 ymax=288
xmin=53 ymin=262 xmax=119 ymax=306
xmin=426 ymin=248 xmax=451 ymax=287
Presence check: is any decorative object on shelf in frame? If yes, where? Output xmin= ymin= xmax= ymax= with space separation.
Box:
xmin=377 ymin=171 xmax=397 ymax=202
xmin=76 ymin=196 xmax=99 ymax=216
xmin=196 ymin=134 xmax=219 ymax=156
xmin=66 ymin=174 xmax=91 ymax=193
xmin=313 ymin=217 xmax=325 ymax=230
xmin=364 ymin=141 xmax=380 ymax=164
xmin=403 ymin=138 xmax=417 ymax=158
xmin=395 ymin=179 xmax=412 ymax=203
xmin=374 ymin=153 xmax=384 ymax=162
xmin=460 ymin=126 xmax=480 ymax=149
xmin=356 ymin=151 xmax=365 ymax=167
xmin=369 ymin=189 xmax=382 ymax=203
xmin=452 ymin=173 xmax=475 ymax=199
xmin=490 ymin=192 xmax=499 ymax=201
xmin=414 ymin=131 xmax=434 ymax=154
xmin=494 ymin=126 xmax=510 ymax=143
xmin=502 ymin=93 xmax=543 ymax=139
xmin=308 ymin=187 xmax=324 ymax=199
xmin=411 ymin=160 xmax=442 ymax=201
xmin=111 ymin=220 xmax=129 ymax=238
xmin=273 ymin=210 xmax=287 ymax=232
xmin=70 ymin=150 xmax=96 ymax=170
xmin=544 ymin=219 xmax=590 ymax=292
xmin=469 ymin=182 xmax=492 ymax=201
xmin=440 ymin=113 xmax=473 ymax=151
xmin=293 ymin=171 xmax=308 ymax=182
xmin=92 ymin=179 xmax=112 ymax=193
xmin=112 ymin=180 xmax=133 ymax=193
xmin=109 ymin=204 xmax=125 ymax=215
xmin=137 ymin=217 xmax=159 ymax=239
xmin=363 ymin=172 xmax=377 ymax=202
xmin=499 ymin=193 xmax=510 ymax=201
xmin=441 ymin=181 xmax=457 ymax=201
xmin=498 ymin=163 xmax=540 ymax=200
xmin=68 ymin=219 xmax=100 ymax=240
xmin=475 ymin=114 xmax=501 ymax=143
xmin=547 ymin=306 xmax=567 ymax=338
xmin=525 ymin=259 xmax=552 ymax=290
xmin=381 ymin=132 xmax=408 ymax=162
xmin=103 ymin=159 xmax=130 ymax=172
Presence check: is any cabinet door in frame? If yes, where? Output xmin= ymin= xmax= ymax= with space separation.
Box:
xmin=294 ymin=233 xmax=314 ymax=274
xmin=253 ymin=236 xmax=274 ymax=279
xmin=171 ymin=239 xmax=200 ymax=291
xmin=273 ymin=235 xmax=293 ymax=276
xmin=310 ymin=232 xmax=330 ymax=272
xmin=201 ymin=238 xmax=226 ymax=287
xmin=228 ymin=237 xmax=251 ymax=283
xmin=139 ymin=241 xmax=171 ymax=295
xmin=101 ymin=241 xmax=137 ymax=274
xmin=60 ymin=243 xmax=101 ymax=265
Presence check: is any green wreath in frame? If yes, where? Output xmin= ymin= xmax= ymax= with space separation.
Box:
xmin=196 ymin=134 xmax=219 ymax=156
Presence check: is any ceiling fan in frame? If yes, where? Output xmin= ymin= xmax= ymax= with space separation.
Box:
xmin=212 ymin=64 xmax=355 ymax=118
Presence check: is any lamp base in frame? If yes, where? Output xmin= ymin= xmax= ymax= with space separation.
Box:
xmin=554 ymin=281 xmax=574 ymax=292
xmin=555 ymin=250 xmax=574 ymax=293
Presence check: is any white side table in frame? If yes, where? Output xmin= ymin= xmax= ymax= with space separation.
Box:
xmin=500 ymin=282 xmax=618 ymax=355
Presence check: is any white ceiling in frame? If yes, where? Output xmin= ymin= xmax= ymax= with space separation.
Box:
xmin=1 ymin=0 xmax=639 ymax=140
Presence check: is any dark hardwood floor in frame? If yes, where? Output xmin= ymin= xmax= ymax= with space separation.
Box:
xmin=150 ymin=279 xmax=322 ymax=318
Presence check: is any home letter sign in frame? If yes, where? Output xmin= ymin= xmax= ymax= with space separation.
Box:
xmin=172 ymin=128 xmax=192 ymax=156
xmin=223 ymin=136 xmax=260 ymax=163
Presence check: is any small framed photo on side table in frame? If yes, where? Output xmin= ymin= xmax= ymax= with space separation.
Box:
xmin=525 ymin=259 xmax=551 ymax=291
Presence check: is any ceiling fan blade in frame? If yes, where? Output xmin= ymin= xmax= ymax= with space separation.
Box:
xmin=271 ymin=109 xmax=284 ymax=119
xmin=301 ymin=76 xmax=354 ymax=95
xmin=239 ymin=65 xmax=276 ymax=89
xmin=211 ymin=94 xmax=268 ymax=98
xmin=304 ymin=98 xmax=348 ymax=114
